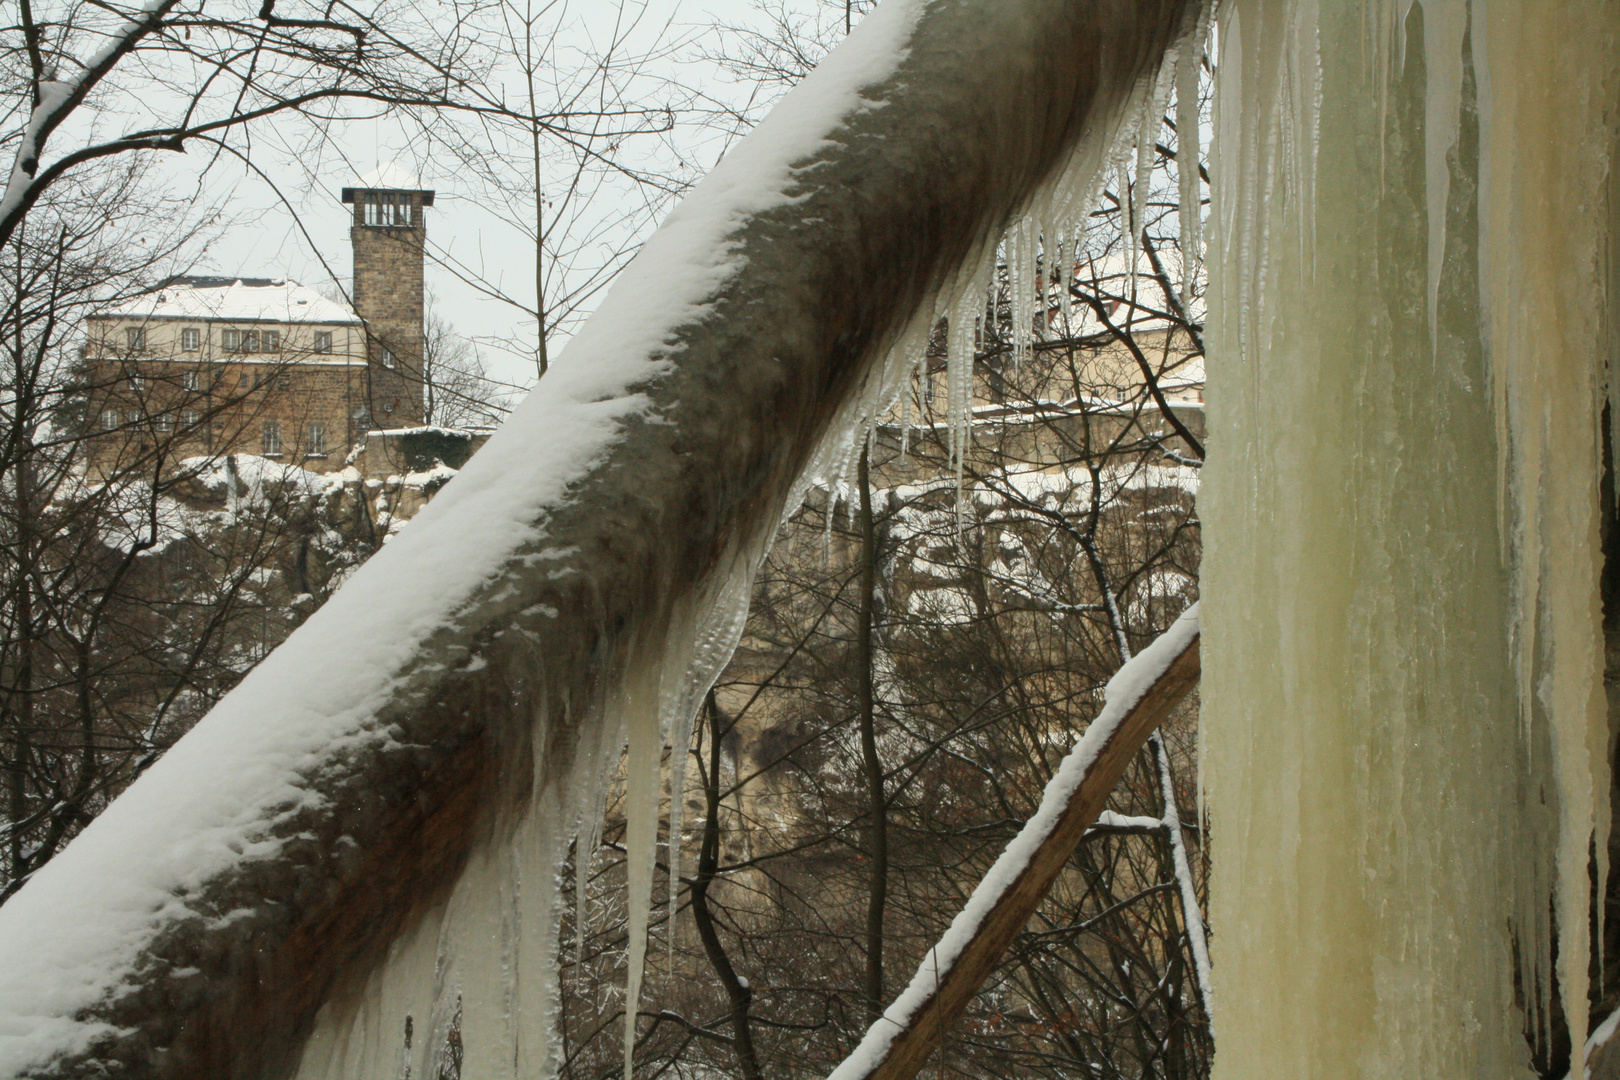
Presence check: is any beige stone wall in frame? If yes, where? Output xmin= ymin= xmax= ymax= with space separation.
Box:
xmin=84 ymin=314 xmax=370 ymax=474
xmin=349 ymin=193 xmax=428 ymax=426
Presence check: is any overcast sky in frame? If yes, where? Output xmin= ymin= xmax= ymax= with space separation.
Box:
xmin=163 ymin=0 xmax=819 ymax=394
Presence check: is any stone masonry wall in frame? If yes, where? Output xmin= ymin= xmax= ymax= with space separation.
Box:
xmin=350 ymin=194 xmax=428 ymax=427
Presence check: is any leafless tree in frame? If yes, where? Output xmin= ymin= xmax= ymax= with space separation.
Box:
xmin=415 ymin=0 xmax=697 ymax=381
xmin=0 ymin=160 xmax=384 ymax=897
xmin=421 ymin=295 xmax=511 ymax=429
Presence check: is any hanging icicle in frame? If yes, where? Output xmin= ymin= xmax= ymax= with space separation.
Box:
xmin=1175 ymin=5 xmax=1211 ymax=311
xmin=1202 ymin=1 xmax=1620 ymax=1077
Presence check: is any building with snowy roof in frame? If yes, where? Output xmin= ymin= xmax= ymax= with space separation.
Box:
xmin=83 ymin=166 xmax=439 ymax=475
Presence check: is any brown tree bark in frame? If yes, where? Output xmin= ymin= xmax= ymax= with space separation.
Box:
xmin=856 ymin=444 xmax=889 ymax=1023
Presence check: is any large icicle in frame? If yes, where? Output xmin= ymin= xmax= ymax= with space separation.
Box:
xmin=1202 ymin=1 xmax=1620 ymax=1077
xmin=1174 ymin=4 xmax=1211 ymax=309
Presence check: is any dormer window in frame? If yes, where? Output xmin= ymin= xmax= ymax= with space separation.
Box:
xmin=363 ymin=192 xmax=413 ymax=227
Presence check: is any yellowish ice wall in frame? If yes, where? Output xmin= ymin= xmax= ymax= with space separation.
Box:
xmin=1203 ymin=0 xmax=1620 ymax=1076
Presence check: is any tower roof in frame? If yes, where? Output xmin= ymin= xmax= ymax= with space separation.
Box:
xmin=356 ymin=162 xmax=421 ymax=189
xmin=342 ymin=161 xmax=435 ymax=205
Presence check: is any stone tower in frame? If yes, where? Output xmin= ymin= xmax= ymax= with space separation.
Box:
xmin=341 ymin=163 xmax=435 ymax=427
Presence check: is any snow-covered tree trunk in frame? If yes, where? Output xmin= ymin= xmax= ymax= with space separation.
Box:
xmin=0 ymin=1 xmax=1195 ymax=1076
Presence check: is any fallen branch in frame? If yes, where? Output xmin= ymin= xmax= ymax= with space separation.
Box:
xmin=827 ymin=606 xmax=1201 ymax=1080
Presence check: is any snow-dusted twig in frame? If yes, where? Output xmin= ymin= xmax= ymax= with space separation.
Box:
xmin=0 ymin=0 xmax=182 ymax=246
xmin=1150 ymin=731 xmax=1212 ymax=1017
xmin=826 ymin=606 xmax=1200 ymax=1080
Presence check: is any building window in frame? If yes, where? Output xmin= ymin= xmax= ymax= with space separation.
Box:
xmin=305 ymin=423 xmax=326 ymax=456
xmin=222 ymin=329 xmax=262 ymax=353
xmin=129 ymin=376 xmax=147 ymax=395
xmin=363 ymin=192 xmax=412 ymax=227
xmin=262 ymin=421 xmax=282 ymax=456
xmin=154 ymin=415 xmax=174 ymax=435
xmin=126 ymin=409 xmax=142 ymax=427
xmin=182 ymin=371 xmax=199 ymax=392
xmin=314 ymin=330 xmax=332 ymax=354
xmin=180 ymin=410 xmax=200 ymax=430
xmin=126 ymin=327 xmax=145 ymax=353
xmin=382 ymin=347 xmax=396 ymax=370
xmin=102 ymin=411 xmax=118 ymax=431
xmin=181 ymin=328 xmax=200 ymax=352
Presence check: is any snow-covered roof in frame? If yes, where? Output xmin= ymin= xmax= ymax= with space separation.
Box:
xmin=92 ymin=278 xmax=360 ymax=325
xmin=356 ymin=162 xmax=425 ymax=190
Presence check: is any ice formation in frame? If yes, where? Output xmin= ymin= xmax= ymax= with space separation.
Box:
xmin=1201 ymin=0 xmax=1620 ymax=1075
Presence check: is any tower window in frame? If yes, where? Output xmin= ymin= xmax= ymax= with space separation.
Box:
xmin=262 ymin=421 xmax=282 ymax=456
xmin=363 ymin=192 xmax=413 ymax=227
xmin=181 ymin=328 xmax=200 ymax=352
xmin=314 ymin=330 xmax=332 ymax=354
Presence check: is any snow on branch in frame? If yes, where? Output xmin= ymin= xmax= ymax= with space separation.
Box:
xmin=827 ymin=605 xmax=1201 ymax=1080
xmin=0 ymin=0 xmax=181 ymax=244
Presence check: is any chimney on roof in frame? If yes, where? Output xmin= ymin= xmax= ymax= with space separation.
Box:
xmin=341 ymin=163 xmax=434 ymax=426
